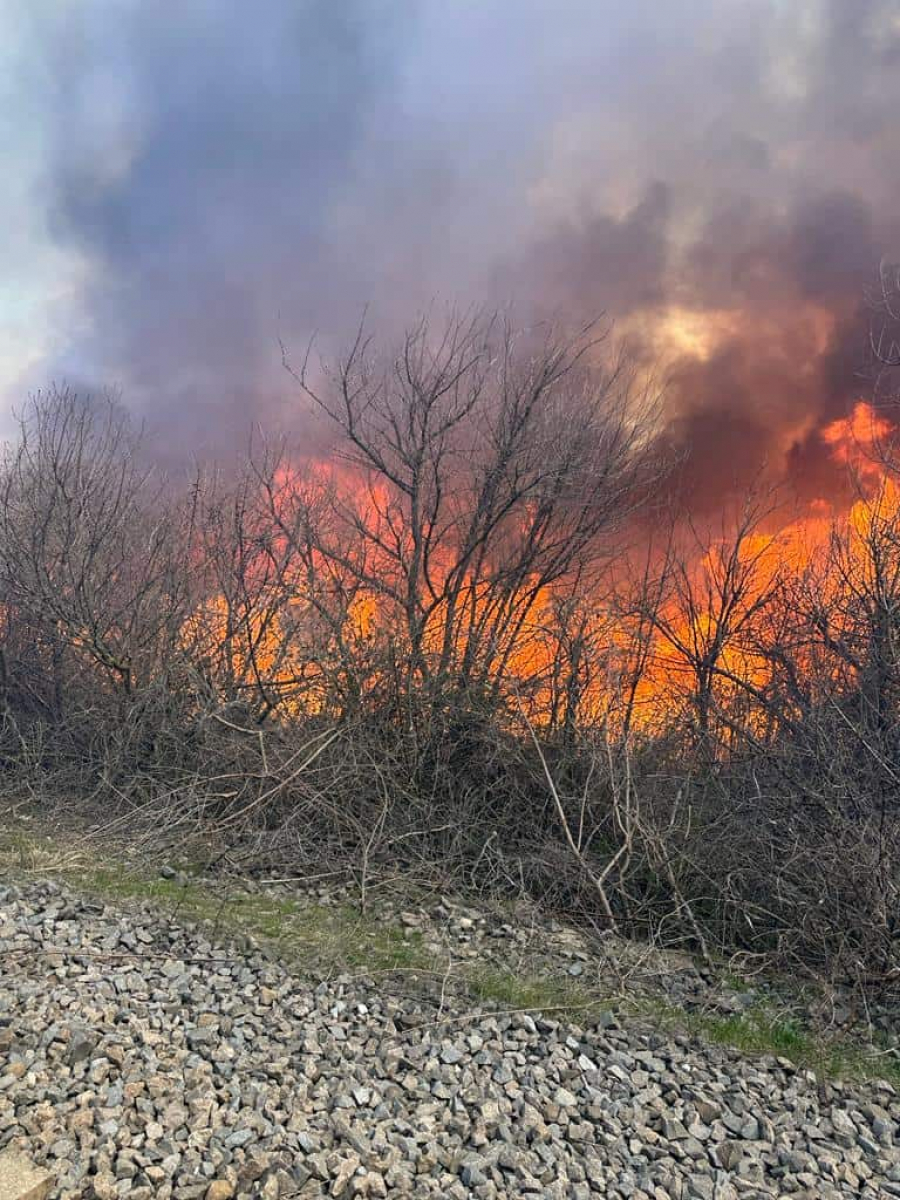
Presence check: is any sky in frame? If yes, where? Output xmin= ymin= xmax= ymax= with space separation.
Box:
xmin=4 ymin=0 xmax=900 ymax=510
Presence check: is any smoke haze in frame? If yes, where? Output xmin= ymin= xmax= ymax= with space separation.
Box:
xmin=5 ymin=1 xmax=900 ymax=505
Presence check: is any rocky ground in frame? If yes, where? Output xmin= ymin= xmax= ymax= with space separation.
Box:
xmin=1 ymin=879 xmax=899 ymax=1199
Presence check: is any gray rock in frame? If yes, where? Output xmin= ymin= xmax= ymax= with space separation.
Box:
xmin=66 ymin=1026 xmax=97 ymax=1066
xmin=0 ymin=876 xmax=897 ymax=1200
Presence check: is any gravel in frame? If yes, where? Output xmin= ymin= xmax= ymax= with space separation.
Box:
xmin=1 ymin=879 xmax=899 ymax=1198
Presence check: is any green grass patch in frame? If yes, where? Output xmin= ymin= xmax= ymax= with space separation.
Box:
xmin=808 ymin=1028 xmax=900 ymax=1090
xmin=0 ymin=828 xmax=40 ymax=870
xmin=624 ymin=993 xmax=900 ymax=1088
xmin=0 ymin=822 xmax=434 ymax=979
xmin=75 ymin=865 xmax=435 ymax=976
xmin=697 ymin=1009 xmax=812 ymax=1057
xmin=466 ymin=965 xmax=592 ymax=1013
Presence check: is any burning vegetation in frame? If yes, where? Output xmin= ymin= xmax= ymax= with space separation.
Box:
xmin=2 ymin=293 xmax=900 ymax=1010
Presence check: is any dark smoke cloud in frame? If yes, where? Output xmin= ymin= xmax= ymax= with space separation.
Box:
xmin=8 ymin=0 xmax=900 ymax=500
xmin=495 ymin=183 xmax=671 ymax=320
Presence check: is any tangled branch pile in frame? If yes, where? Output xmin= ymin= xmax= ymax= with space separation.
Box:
xmin=1 ymin=308 xmax=899 ymax=1008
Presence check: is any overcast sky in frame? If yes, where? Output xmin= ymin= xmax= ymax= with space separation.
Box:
xmin=4 ymin=1 xmax=900 ymax=506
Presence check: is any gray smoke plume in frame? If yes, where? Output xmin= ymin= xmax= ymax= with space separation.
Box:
xmin=6 ymin=1 xmax=900 ymax=502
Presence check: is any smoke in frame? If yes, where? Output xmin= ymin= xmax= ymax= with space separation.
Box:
xmin=7 ymin=0 xmax=900 ymax=499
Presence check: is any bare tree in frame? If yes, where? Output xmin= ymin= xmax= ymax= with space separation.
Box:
xmin=637 ymin=488 xmax=784 ymax=750
xmin=0 ymin=389 xmax=187 ymax=705
xmin=282 ymin=311 xmax=655 ymax=726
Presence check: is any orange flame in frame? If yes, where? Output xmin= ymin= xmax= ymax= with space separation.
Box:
xmin=184 ymin=401 xmax=900 ymax=735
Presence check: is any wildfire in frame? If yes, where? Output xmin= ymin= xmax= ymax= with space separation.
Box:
xmin=624 ymin=400 xmax=900 ymax=733
xmin=821 ymin=400 xmax=893 ymax=488
xmin=182 ymin=398 xmax=900 ymax=737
